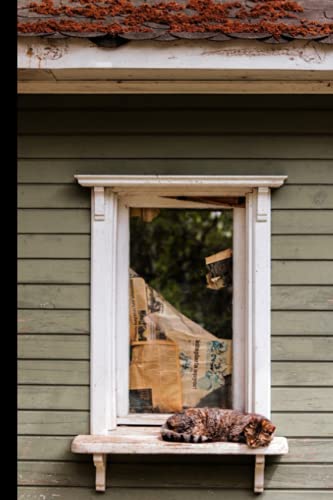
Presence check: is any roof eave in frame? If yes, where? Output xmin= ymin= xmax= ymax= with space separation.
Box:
xmin=17 ymin=37 xmax=333 ymax=94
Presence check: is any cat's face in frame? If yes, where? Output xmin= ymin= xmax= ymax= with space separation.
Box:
xmin=244 ymin=418 xmax=276 ymax=448
xmin=167 ymin=412 xmax=193 ymax=433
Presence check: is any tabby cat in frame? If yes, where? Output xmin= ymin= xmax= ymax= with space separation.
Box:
xmin=161 ymin=408 xmax=276 ymax=448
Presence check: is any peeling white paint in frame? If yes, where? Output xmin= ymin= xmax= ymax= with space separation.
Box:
xmin=18 ymin=37 xmax=333 ymax=71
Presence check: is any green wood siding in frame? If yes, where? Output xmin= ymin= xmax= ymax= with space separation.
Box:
xmin=18 ymin=159 xmax=333 ymax=184
xmin=17 ymin=109 xmax=333 ymax=135
xmin=18 ymin=360 xmax=90 ymax=385
xmin=17 ymin=310 xmax=89 ymax=333
xmin=17 ymin=436 xmax=333 ymax=461
xmin=17 ymin=385 xmax=333 ymax=411
xmin=18 ymin=411 xmax=332 ymax=437
xmin=17 ymin=284 xmax=333 ymax=310
xmin=18 ymin=234 xmax=90 ymax=258
xmin=18 ymin=209 xmax=333 ymax=234
xmin=17 ymin=462 xmax=333 ymax=488
xmin=18 ymin=94 xmax=333 ymax=499
xmin=19 ymin=259 xmax=333 ymax=285
xmin=17 ymin=360 xmax=333 ymax=386
xmin=17 ymin=489 xmax=333 ymax=500
xmin=17 ymin=135 xmax=333 ymax=158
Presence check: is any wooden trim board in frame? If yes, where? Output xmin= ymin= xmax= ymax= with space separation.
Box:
xmin=17 ymin=79 xmax=333 ymax=94
xmin=17 ymin=38 xmax=333 ymax=94
xmin=72 ymin=430 xmax=288 ymax=455
xmin=75 ymin=175 xmax=287 ymax=189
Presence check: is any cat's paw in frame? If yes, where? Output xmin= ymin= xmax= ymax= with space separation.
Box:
xmin=182 ymin=434 xmax=203 ymax=443
xmin=200 ymin=435 xmax=209 ymax=442
xmin=187 ymin=434 xmax=209 ymax=443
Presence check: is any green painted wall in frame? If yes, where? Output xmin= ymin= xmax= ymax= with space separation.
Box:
xmin=18 ymin=95 xmax=333 ymax=500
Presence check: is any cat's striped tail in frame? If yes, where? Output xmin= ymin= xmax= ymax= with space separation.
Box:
xmin=160 ymin=423 xmax=209 ymax=443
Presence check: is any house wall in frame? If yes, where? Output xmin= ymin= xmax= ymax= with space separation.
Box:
xmin=18 ymin=94 xmax=333 ymax=500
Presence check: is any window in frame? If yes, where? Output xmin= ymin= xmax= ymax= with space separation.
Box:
xmin=75 ymin=175 xmax=287 ymax=434
xmin=128 ymin=208 xmax=233 ymax=415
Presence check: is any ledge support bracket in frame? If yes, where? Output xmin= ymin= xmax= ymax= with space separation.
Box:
xmin=254 ymin=454 xmax=265 ymax=493
xmin=93 ymin=186 xmax=105 ymax=221
xmin=93 ymin=453 xmax=107 ymax=492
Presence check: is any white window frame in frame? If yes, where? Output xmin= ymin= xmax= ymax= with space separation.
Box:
xmin=75 ymin=175 xmax=287 ymax=435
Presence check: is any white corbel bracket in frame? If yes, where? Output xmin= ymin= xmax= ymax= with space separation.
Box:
xmin=94 ymin=187 xmax=105 ymax=221
xmin=254 ymin=455 xmax=265 ymax=493
xmin=256 ymin=187 xmax=270 ymax=222
xmin=93 ymin=453 xmax=107 ymax=492
xmin=91 ymin=452 xmax=266 ymax=493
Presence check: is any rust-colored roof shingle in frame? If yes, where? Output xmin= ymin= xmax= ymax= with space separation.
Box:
xmin=17 ymin=0 xmax=333 ymax=45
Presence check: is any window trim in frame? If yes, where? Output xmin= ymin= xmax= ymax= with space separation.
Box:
xmin=117 ymin=203 xmax=243 ymax=426
xmin=75 ymin=175 xmax=287 ymax=435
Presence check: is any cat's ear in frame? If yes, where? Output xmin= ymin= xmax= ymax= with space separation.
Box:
xmin=262 ymin=419 xmax=276 ymax=433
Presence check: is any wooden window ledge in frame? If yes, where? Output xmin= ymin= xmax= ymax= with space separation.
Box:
xmin=71 ymin=427 xmax=288 ymax=493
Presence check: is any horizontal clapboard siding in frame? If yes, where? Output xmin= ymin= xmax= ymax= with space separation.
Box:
xmin=18 ymin=260 xmax=90 ymax=284
xmin=18 ymin=209 xmax=90 ymax=234
xmin=17 ymin=310 xmax=89 ymax=333
xmin=18 ymin=385 xmax=333 ymax=411
xmin=18 ymin=184 xmax=333 ymax=209
xmin=17 ymin=335 xmax=333 ymax=361
xmin=271 ymin=262 xmax=333 ymax=285
xmin=18 ymin=135 xmax=333 ymax=159
xmin=18 ymin=411 xmax=90 ymax=436
xmin=17 ymin=209 xmax=333 ymax=234
xmin=16 ymin=310 xmax=332 ymax=335
xmin=17 ymin=284 xmax=333 ymax=310
xmin=19 ymin=436 xmax=333 ymax=462
xmin=18 ymin=335 xmax=89 ymax=359
xmin=17 ymin=462 xmax=333 ymax=488
xmin=18 ymin=360 xmax=90 ymax=385
xmin=18 ymin=411 xmax=333 ymax=437
xmin=18 ymin=95 xmax=333 ymax=496
xmin=18 ymin=159 xmax=333 ymax=184
xmin=16 ymin=489 xmax=333 ymax=500
xmin=17 ymin=360 xmax=333 ymax=386
xmin=18 ymin=235 xmax=90 ymax=258
xmin=17 ymin=259 xmax=333 ymax=284
xmin=18 ymin=234 xmax=333 ymax=259
xmin=17 ymin=110 xmax=333 ymax=135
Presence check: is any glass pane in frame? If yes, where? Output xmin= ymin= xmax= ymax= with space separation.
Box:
xmin=129 ymin=209 xmax=233 ymax=413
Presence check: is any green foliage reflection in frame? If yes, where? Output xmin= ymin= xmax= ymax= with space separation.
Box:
xmin=130 ymin=209 xmax=233 ymax=339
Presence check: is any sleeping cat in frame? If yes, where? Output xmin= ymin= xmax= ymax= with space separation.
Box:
xmin=161 ymin=408 xmax=276 ymax=448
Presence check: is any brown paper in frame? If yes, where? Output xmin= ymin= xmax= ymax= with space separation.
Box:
xmin=129 ymin=272 xmax=232 ymax=412
xmin=130 ymin=340 xmax=182 ymax=413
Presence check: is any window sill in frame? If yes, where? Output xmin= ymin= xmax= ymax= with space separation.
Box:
xmin=71 ymin=427 xmax=288 ymax=493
